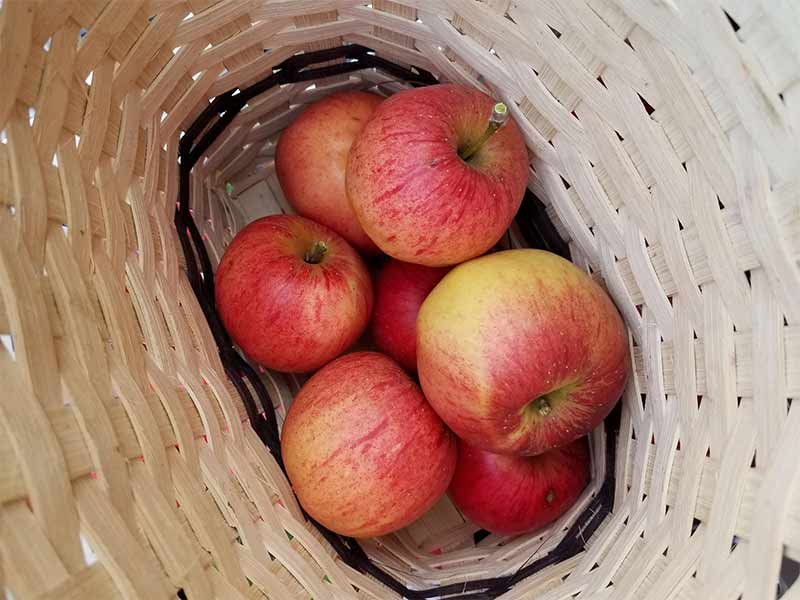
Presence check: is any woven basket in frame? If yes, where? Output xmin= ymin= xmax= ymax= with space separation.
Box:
xmin=1 ymin=1 xmax=799 ymax=599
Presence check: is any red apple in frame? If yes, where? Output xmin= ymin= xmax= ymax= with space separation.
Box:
xmin=281 ymin=352 xmax=457 ymax=538
xmin=215 ymin=215 xmax=373 ymax=373
xmin=346 ymin=83 xmax=528 ymax=266
xmin=417 ymin=249 xmax=629 ymax=455
xmin=276 ymin=90 xmax=382 ymax=254
xmin=449 ymin=437 xmax=590 ymax=536
xmin=371 ymin=259 xmax=450 ymax=372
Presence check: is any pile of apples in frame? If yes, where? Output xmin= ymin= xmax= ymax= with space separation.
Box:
xmin=215 ymin=84 xmax=629 ymax=539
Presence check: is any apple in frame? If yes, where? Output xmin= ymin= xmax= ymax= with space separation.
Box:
xmin=276 ymin=90 xmax=382 ymax=254
xmin=215 ymin=214 xmax=373 ymax=373
xmin=281 ymin=352 xmax=457 ymax=538
xmin=449 ymin=437 xmax=590 ymax=536
xmin=417 ymin=249 xmax=629 ymax=455
xmin=371 ymin=259 xmax=450 ymax=372
xmin=346 ymin=83 xmax=529 ymax=266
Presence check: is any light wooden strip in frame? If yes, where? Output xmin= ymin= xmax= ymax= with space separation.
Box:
xmin=60 ymin=351 xmax=139 ymax=540
xmin=110 ymin=87 xmax=141 ymax=196
xmin=244 ymin=426 xmax=304 ymax=522
xmin=33 ymin=21 xmax=79 ymax=165
xmin=130 ymin=462 xmax=214 ymax=596
xmin=637 ymin=31 xmax=737 ymax=209
xmin=56 ymin=139 xmax=94 ymax=282
xmin=74 ymin=0 xmax=145 ymax=79
xmin=173 ymin=0 xmax=255 ymax=47
xmin=95 ymin=158 xmax=131 ymax=274
xmin=697 ymin=408 xmax=756 ymax=582
xmin=45 ymin=224 xmax=139 ymax=535
xmin=252 ymin=0 xmax=362 ymax=19
xmin=0 ymin=346 xmax=84 ymax=572
xmin=7 ymin=102 xmax=49 ymax=268
xmin=0 ymin=501 xmax=69 ymax=597
xmin=576 ymin=104 xmax=656 ymax=241
xmin=0 ymin=0 xmax=34 ymax=128
xmin=78 ymin=56 xmax=114 ymax=180
xmin=176 ymin=362 xmax=226 ymax=453
xmin=39 ymin=563 xmax=119 ymax=600
xmin=170 ymin=449 xmax=251 ymax=594
xmin=687 ymin=161 xmax=752 ymax=328
xmin=269 ymin=17 xmax=370 ymax=47
xmin=193 ymin=18 xmax=292 ymax=72
xmin=126 ymin=260 xmax=176 ymax=371
xmin=31 ymin=0 xmax=77 ymax=46
xmin=0 ymin=214 xmax=62 ymax=410
xmin=537 ymin=159 xmax=599 ymax=264
xmin=160 ymin=65 xmax=224 ymax=143
xmin=236 ymin=547 xmax=297 ymax=600
xmin=109 ymin=352 xmax=173 ymax=496
xmin=142 ymin=40 xmax=208 ymax=124
xmin=743 ymin=380 xmax=800 ymax=597
xmin=554 ymin=135 xmax=625 ymax=257
xmin=208 ymin=45 xmax=299 ymax=98
xmin=112 ymin=4 xmax=188 ymax=104
xmin=749 ymin=269 xmax=787 ymax=464
xmin=423 ymin=13 xmax=520 ymax=98
xmin=732 ymin=127 xmax=800 ymax=324
xmin=75 ymin=478 xmax=173 ymax=598
xmin=623 ymin=216 xmax=674 ymax=340
xmin=651 ymin=185 xmax=705 ymax=333
xmin=680 ymin=1 xmax=800 ymax=182
xmin=603 ymin=71 xmax=691 ymax=224
xmin=341 ymin=5 xmax=439 ymax=43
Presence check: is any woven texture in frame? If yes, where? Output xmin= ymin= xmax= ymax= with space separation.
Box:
xmin=1 ymin=1 xmax=799 ymax=599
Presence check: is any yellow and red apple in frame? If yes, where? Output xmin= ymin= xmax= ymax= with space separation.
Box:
xmin=346 ymin=83 xmax=529 ymax=266
xmin=276 ymin=90 xmax=382 ymax=254
xmin=281 ymin=352 xmax=457 ymax=538
xmin=417 ymin=249 xmax=629 ymax=456
xmin=215 ymin=215 xmax=372 ymax=373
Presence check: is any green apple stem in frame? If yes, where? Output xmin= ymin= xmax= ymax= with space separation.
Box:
xmin=304 ymin=241 xmax=328 ymax=264
xmin=533 ymin=396 xmax=552 ymax=416
xmin=458 ymin=102 xmax=509 ymax=162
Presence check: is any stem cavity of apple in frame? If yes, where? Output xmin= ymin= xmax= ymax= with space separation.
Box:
xmin=458 ymin=102 xmax=509 ymax=162
xmin=545 ymin=489 xmax=556 ymax=504
xmin=304 ymin=241 xmax=328 ymax=264
xmin=533 ymin=396 xmax=552 ymax=417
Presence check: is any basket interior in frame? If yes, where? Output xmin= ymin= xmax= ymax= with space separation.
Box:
xmin=0 ymin=1 xmax=799 ymax=599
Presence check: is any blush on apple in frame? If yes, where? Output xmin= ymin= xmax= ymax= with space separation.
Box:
xmin=417 ymin=249 xmax=629 ymax=456
xmin=449 ymin=437 xmax=590 ymax=536
xmin=215 ymin=214 xmax=373 ymax=373
xmin=281 ymin=352 xmax=458 ymax=538
xmin=371 ymin=259 xmax=449 ymax=372
xmin=276 ymin=90 xmax=383 ymax=254
xmin=346 ymin=83 xmax=529 ymax=266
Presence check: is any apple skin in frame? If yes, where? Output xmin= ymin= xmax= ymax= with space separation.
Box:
xmin=449 ymin=437 xmax=590 ymax=536
xmin=417 ymin=249 xmax=629 ymax=456
xmin=281 ymin=352 xmax=458 ymax=538
xmin=214 ymin=215 xmax=373 ymax=373
xmin=371 ymin=259 xmax=450 ymax=372
xmin=276 ymin=90 xmax=382 ymax=254
xmin=346 ymin=83 xmax=529 ymax=266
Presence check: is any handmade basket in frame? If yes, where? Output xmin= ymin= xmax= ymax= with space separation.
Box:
xmin=1 ymin=1 xmax=798 ymax=599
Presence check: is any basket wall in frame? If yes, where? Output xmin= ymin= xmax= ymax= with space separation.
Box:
xmin=0 ymin=1 xmax=798 ymax=600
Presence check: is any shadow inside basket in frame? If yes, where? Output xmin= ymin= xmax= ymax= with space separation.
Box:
xmin=174 ymin=43 xmax=620 ymax=600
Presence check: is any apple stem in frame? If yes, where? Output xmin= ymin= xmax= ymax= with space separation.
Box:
xmin=533 ymin=396 xmax=552 ymax=417
xmin=545 ymin=489 xmax=556 ymax=504
xmin=459 ymin=102 xmax=509 ymax=162
xmin=304 ymin=241 xmax=328 ymax=264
